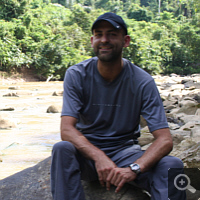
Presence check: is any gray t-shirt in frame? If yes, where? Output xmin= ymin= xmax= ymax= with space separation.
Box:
xmin=61 ymin=57 xmax=168 ymax=151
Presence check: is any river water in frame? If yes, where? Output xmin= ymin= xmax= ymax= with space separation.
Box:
xmin=0 ymin=80 xmax=63 ymax=180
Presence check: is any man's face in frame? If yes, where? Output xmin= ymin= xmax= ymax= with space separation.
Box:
xmin=91 ymin=21 xmax=129 ymax=62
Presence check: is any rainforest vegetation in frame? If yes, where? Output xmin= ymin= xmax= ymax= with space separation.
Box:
xmin=0 ymin=0 xmax=200 ymax=80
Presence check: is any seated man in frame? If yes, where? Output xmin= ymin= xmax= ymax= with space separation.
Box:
xmin=51 ymin=12 xmax=186 ymax=200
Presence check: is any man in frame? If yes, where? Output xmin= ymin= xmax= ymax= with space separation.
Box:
xmin=51 ymin=12 xmax=186 ymax=200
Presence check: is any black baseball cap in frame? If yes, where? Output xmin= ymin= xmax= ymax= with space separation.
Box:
xmin=91 ymin=12 xmax=128 ymax=35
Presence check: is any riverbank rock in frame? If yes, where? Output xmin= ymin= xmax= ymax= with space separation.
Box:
xmin=46 ymin=105 xmax=62 ymax=113
xmin=0 ymin=107 xmax=15 ymax=111
xmin=3 ymin=92 xmax=19 ymax=97
xmin=0 ymin=113 xmax=18 ymax=129
xmin=0 ymin=157 xmax=150 ymax=200
xmin=52 ymin=91 xmax=63 ymax=96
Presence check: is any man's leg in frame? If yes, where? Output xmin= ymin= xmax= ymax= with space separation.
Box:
xmin=51 ymin=141 xmax=98 ymax=200
xmin=109 ymin=145 xmax=186 ymax=200
xmin=135 ymin=156 xmax=186 ymax=200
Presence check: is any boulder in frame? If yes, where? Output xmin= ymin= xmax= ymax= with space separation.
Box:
xmin=47 ymin=105 xmax=61 ymax=113
xmin=0 ymin=113 xmax=18 ymax=129
xmin=3 ymin=93 xmax=19 ymax=97
xmin=179 ymin=142 xmax=200 ymax=168
xmin=195 ymin=109 xmax=200 ymax=115
xmin=177 ymin=99 xmax=199 ymax=115
xmin=8 ymin=86 xmax=20 ymax=90
xmin=0 ymin=157 xmax=151 ymax=200
xmin=138 ymin=129 xmax=154 ymax=146
xmin=170 ymin=139 xmax=200 ymax=168
xmin=169 ymin=84 xmax=184 ymax=91
xmin=0 ymin=107 xmax=15 ymax=111
xmin=52 ymin=91 xmax=63 ymax=96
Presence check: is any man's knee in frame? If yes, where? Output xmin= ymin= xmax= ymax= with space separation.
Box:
xmin=52 ymin=141 xmax=76 ymax=155
xmin=160 ymin=156 xmax=183 ymax=169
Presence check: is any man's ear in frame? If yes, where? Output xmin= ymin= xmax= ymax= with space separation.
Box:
xmin=91 ymin=36 xmax=94 ymax=47
xmin=123 ymin=35 xmax=131 ymax=48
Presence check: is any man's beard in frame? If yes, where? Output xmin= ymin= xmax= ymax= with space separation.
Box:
xmin=94 ymin=44 xmax=123 ymax=62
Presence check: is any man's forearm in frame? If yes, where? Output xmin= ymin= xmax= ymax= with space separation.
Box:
xmin=134 ymin=128 xmax=173 ymax=173
xmin=61 ymin=125 xmax=106 ymax=162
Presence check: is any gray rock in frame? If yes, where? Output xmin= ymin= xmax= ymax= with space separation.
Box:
xmin=171 ymin=133 xmax=185 ymax=145
xmin=195 ymin=109 xmax=200 ymax=115
xmin=0 ymin=107 xmax=15 ymax=111
xmin=0 ymin=157 xmax=52 ymax=200
xmin=52 ymin=91 xmax=63 ymax=96
xmin=177 ymin=99 xmax=199 ymax=115
xmin=170 ymin=130 xmax=191 ymax=138
xmin=3 ymin=93 xmax=19 ymax=97
xmin=0 ymin=113 xmax=17 ymax=129
xmin=171 ymin=139 xmax=200 ymax=169
xmin=47 ymin=105 xmax=61 ymax=113
xmin=168 ymin=122 xmax=180 ymax=130
xmin=0 ymin=157 xmax=151 ymax=200
xmin=138 ymin=130 xmax=154 ymax=146
xmin=179 ymin=115 xmax=200 ymax=124
xmin=179 ymin=142 xmax=200 ymax=168
xmin=83 ymin=181 xmax=150 ymax=200
xmin=8 ymin=86 xmax=20 ymax=90
xmin=140 ymin=115 xmax=147 ymax=128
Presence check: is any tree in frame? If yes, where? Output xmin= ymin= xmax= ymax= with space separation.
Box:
xmin=0 ymin=0 xmax=28 ymax=20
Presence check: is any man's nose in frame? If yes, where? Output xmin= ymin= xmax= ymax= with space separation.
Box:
xmin=101 ymin=34 xmax=109 ymax=43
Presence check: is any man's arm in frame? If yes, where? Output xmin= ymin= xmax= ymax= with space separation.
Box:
xmin=106 ymin=128 xmax=173 ymax=192
xmin=134 ymin=127 xmax=173 ymax=172
xmin=60 ymin=115 xmax=117 ymax=186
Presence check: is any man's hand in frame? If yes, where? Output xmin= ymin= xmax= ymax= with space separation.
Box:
xmin=106 ymin=167 xmax=137 ymax=193
xmin=94 ymin=155 xmax=117 ymax=187
xmin=95 ymin=155 xmax=137 ymax=193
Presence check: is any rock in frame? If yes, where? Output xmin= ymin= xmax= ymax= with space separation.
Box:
xmin=171 ymin=138 xmax=198 ymax=158
xmin=47 ymin=105 xmax=61 ymax=113
xmin=0 ymin=157 xmax=52 ymax=200
xmin=178 ymin=142 xmax=200 ymax=168
xmin=163 ymin=98 xmax=178 ymax=108
xmin=8 ymin=86 xmax=20 ymax=90
xmin=169 ymin=84 xmax=184 ymax=91
xmin=193 ymin=93 xmax=200 ymax=103
xmin=168 ymin=122 xmax=180 ymax=130
xmin=177 ymin=99 xmax=199 ymax=115
xmin=52 ymin=91 xmax=63 ymax=96
xmin=191 ymin=74 xmax=200 ymax=77
xmin=195 ymin=109 xmax=200 ymax=115
xmin=3 ymin=93 xmax=19 ymax=97
xmin=182 ymin=80 xmax=195 ymax=89
xmin=140 ymin=115 xmax=147 ymax=128
xmin=179 ymin=114 xmax=200 ymax=124
xmin=181 ymin=79 xmax=193 ymax=84
xmin=0 ymin=107 xmax=15 ymax=111
xmin=171 ymin=133 xmax=185 ymax=145
xmin=0 ymin=157 xmax=150 ymax=200
xmin=138 ymin=129 xmax=154 ymax=146
xmin=170 ymin=130 xmax=191 ymax=138
xmin=170 ymin=73 xmax=178 ymax=77
xmin=0 ymin=113 xmax=18 ymax=129
xmin=83 ymin=181 xmax=150 ymax=200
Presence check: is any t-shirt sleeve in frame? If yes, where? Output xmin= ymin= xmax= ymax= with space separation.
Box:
xmin=140 ymin=79 xmax=168 ymax=133
xmin=61 ymin=69 xmax=83 ymax=119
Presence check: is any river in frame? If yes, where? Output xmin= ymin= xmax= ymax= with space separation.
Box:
xmin=0 ymin=80 xmax=63 ymax=180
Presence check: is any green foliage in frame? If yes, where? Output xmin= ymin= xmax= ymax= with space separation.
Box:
xmin=0 ymin=0 xmax=200 ymax=78
xmin=127 ymin=4 xmax=153 ymax=22
xmin=0 ymin=0 xmax=28 ymax=20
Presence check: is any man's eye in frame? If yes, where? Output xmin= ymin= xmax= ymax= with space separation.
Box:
xmin=110 ymin=33 xmax=117 ymax=36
